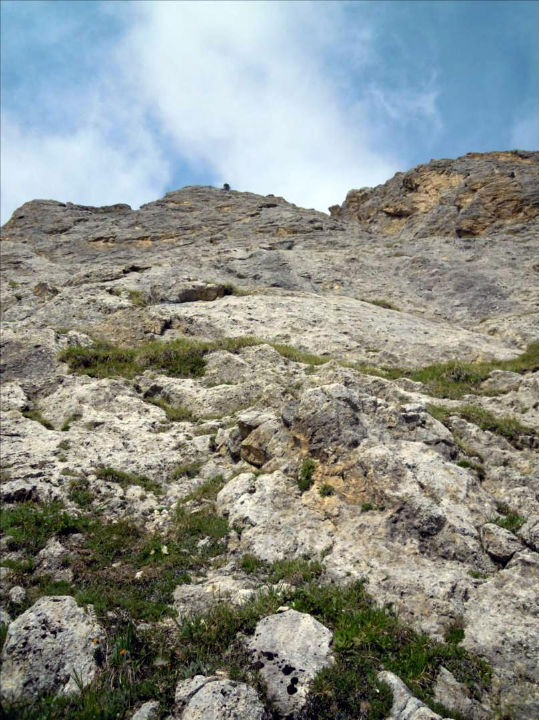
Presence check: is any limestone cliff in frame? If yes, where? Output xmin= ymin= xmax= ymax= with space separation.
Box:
xmin=0 ymin=152 xmax=538 ymax=720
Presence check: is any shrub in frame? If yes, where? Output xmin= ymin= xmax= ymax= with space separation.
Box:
xmin=298 ymin=457 xmax=316 ymax=492
xmin=319 ymin=483 xmax=335 ymax=497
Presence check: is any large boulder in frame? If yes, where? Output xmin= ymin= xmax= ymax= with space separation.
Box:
xmin=0 ymin=596 xmax=104 ymax=702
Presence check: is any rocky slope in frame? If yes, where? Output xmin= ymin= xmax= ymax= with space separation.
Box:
xmin=0 ymin=151 xmax=538 ymax=720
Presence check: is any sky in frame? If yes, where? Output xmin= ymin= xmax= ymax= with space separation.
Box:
xmin=1 ymin=0 xmax=538 ymax=222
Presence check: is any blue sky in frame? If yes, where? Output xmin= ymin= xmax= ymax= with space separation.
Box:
xmin=1 ymin=0 xmax=538 ymax=222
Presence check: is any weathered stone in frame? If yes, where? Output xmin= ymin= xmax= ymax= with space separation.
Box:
xmin=175 ymin=675 xmax=266 ymax=720
xmin=434 ymin=666 xmax=489 ymax=720
xmin=480 ymin=522 xmax=522 ymax=563
xmin=0 ymin=596 xmax=104 ymax=702
xmin=246 ymin=609 xmax=333 ymax=717
xmin=378 ymin=670 xmax=451 ymax=719
xmin=131 ymin=700 xmax=160 ymax=720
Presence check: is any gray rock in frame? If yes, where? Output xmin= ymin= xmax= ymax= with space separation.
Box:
xmin=480 ymin=522 xmax=522 ymax=563
xmin=175 ymin=675 xmax=266 ymax=720
xmin=131 ymin=700 xmax=160 ymax=720
xmin=7 ymin=586 xmax=26 ymax=605
xmin=0 ymin=596 xmax=104 ymax=702
xmin=434 ymin=666 xmax=489 ymax=720
xmin=378 ymin=670 xmax=450 ymax=719
xmin=246 ymin=609 xmax=333 ymax=717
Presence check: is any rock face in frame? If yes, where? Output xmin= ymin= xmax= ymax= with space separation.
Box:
xmin=334 ymin=151 xmax=539 ymax=239
xmin=1 ymin=151 xmax=538 ymax=719
xmin=0 ymin=596 xmax=103 ymax=702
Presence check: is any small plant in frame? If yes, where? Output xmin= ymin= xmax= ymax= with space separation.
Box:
xmin=360 ymin=502 xmax=375 ymax=512
xmin=444 ymin=617 xmax=465 ymax=644
xmin=492 ymin=513 xmax=526 ymax=534
xmin=180 ymin=475 xmax=226 ymax=503
xmin=127 ymin=289 xmax=149 ymax=307
xmin=361 ymin=298 xmax=401 ymax=311
xmin=22 ymin=408 xmax=54 ymax=430
xmin=0 ymin=501 xmax=89 ymax=555
xmin=68 ymin=478 xmax=94 ymax=508
xmin=270 ymin=343 xmax=329 ymax=366
xmin=319 ymin=483 xmax=335 ymax=497
xmin=298 ymin=457 xmax=316 ymax=492
xmin=61 ymin=413 xmax=81 ymax=432
xmin=468 ymin=570 xmax=489 ymax=580
xmin=171 ymin=461 xmax=203 ymax=481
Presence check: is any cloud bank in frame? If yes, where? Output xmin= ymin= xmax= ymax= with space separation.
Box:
xmin=2 ymin=1 xmax=444 ymax=222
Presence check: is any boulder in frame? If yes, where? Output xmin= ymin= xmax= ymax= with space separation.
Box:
xmin=246 ymin=609 xmax=333 ymax=717
xmin=175 ymin=675 xmax=266 ymax=720
xmin=0 ymin=596 xmax=104 ymax=702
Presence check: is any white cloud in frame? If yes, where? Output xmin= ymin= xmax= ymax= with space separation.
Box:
xmin=0 ymin=111 xmax=169 ymax=223
xmin=113 ymin=1 xmax=401 ymax=210
xmin=2 ymin=1 xmax=445 ymax=221
xmin=510 ymin=110 xmax=539 ymax=150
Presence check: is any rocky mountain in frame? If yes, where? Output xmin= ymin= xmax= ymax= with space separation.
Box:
xmin=0 ymin=150 xmax=538 ymax=720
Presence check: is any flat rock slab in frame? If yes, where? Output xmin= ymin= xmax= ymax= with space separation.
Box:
xmin=0 ymin=596 xmax=103 ymax=702
xmin=246 ymin=609 xmax=333 ymax=717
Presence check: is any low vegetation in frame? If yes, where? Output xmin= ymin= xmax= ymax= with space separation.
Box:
xmin=143 ymin=395 xmax=194 ymax=422
xmin=426 ymin=403 xmax=536 ymax=449
xmin=22 ymin=408 xmax=54 ymax=430
xmin=357 ymin=341 xmax=539 ymax=399
xmin=59 ymin=334 xmax=330 ymax=381
xmin=95 ymin=466 xmax=162 ymax=495
xmin=297 ymin=457 xmax=316 ymax=492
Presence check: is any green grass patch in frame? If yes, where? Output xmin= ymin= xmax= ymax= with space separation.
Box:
xmin=22 ymin=408 xmax=54 ymax=430
xmin=127 ymin=289 xmax=149 ymax=307
xmin=293 ymin=581 xmax=491 ymax=719
xmin=0 ymin=501 xmax=88 ymax=555
xmin=95 ymin=466 xmax=162 ymax=495
xmin=60 ymin=413 xmax=81 ymax=432
xmin=144 ymin=395 xmax=194 ymax=422
xmin=426 ymin=403 xmax=536 ymax=449
xmin=170 ymin=461 xmax=203 ymax=481
xmin=59 ymin=335 xmax=332 ymax=382
xmin=298 ymin=457 xmax=316 ymax=492
xmin=68 ymin=478 xmax=94 ymax=508
xmin=492 ymin=514 xmax=527 ymax=534
xmin=356 ymin=341 xmax=539 ymax=399
xmin=269 ymin=342 xmax=329 ymax=366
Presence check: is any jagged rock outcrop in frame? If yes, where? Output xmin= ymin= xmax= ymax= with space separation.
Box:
xmin=1 ymin=151 xmax=538 ymax=719
xmin=334 ymin=151 xmax=539 ymax=239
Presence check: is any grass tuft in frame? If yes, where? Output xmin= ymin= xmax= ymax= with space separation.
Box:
xmin=95 ymin=467 xmax=162 ymax=495
xmin=22 ymin=409 xmax=54 ymax=430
